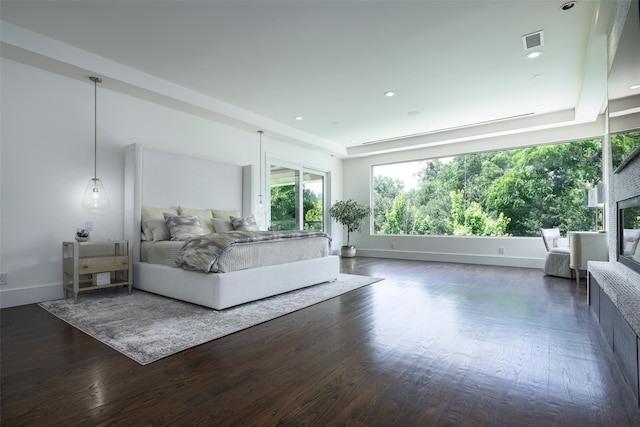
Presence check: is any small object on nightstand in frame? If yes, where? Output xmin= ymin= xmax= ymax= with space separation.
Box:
xmin=62 ymin=240 xmax=133 ymax=303
xmin=75 ymin=228 xmax=90 ymax=242
xmin=94 ymin=272 xmax=111 ymax=286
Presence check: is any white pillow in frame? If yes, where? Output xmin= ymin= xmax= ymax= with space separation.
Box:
xmin=145 ymin=218 xmax=171 ymax=241
xmin=141 ymin=205 xmax=178 ymax=240
xmin=211 ymin=218 xmax=234 ymax=233
xmin=212 ymin=209 xmax=241 ymax=219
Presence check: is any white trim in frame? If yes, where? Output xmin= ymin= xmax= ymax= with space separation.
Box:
xmin=1 ymin=283 xmax=64 ymax=308
xmin=356 ymin=249 xmax=544 ymax=269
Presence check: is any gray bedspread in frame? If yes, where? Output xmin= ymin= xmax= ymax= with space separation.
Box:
xmin=176 ymin=230 xmax=331 ymax=273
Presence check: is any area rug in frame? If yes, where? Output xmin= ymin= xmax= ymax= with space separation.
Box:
xmin=39 ymin=273 xmax=382 ymax=365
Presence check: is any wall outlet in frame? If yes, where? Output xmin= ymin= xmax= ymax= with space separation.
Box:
xmin=84 ymin=220 xmax=94 ymax=231
xmin=0 ymin=272 xmax=7 ymax=285
xmin=498 ymin=247 xmax=505 ymax=254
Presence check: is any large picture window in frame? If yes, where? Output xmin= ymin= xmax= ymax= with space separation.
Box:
xmin=373 ymin=139 xmax=612 ymax=237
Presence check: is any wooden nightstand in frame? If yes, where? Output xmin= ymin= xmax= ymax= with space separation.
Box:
xmin=62 ymin=240 xmax=133 ymax=303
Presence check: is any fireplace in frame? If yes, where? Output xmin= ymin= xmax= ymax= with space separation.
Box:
xmin=617 ymin=195 xmax=640 ymax=275
xmin=587 ymin=143 xmax=640 ymax=406
xmin=613 ymin=144 xmax=640 ymax=278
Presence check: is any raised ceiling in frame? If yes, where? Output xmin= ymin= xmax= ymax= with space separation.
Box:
xmin=1 ymin=1 xmax=638 ymax=157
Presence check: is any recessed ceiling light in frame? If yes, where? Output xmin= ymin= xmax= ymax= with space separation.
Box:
xmin=295 ymin=116 xmax=303 ymax=121
xmin=561 ymin=1 xmax=577 ymax=11
xmin=384 ymin=91 xmax=395 ymax=97
xmin=526 ymin=51 xmax=543 ymax=59
xmin=630 ymin=84 xmax=640 ymax=90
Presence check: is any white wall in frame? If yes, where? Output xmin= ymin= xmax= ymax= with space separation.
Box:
xmin=0 ymin=58 xmax=343 ymax=307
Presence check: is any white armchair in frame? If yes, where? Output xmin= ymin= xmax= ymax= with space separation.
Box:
xmin=623 ymin=229 xmax=640 ymax=257
xmin=540 ymin=228 xmax=572 ymax=279
xmin=569 ymin=231 xmax=609 ymax=285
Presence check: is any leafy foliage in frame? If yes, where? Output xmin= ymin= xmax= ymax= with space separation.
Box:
xmin=373 ymin=138 xmax=612 ymax=237
xmin=611 ymin=132 xmax=640 ymax=171
xmin=270 ymin=185 xmax=322 ymax=231
xmin=449 ymin=190 xmax=510 ymax=236
xmin=373 ymin=176 xmax=403 ymax=233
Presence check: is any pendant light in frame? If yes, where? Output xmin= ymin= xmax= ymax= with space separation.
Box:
xmin=257 ymin=130 xmax=264 ymax=208
xmin=82 ymin=76 xmax=110 ymax=209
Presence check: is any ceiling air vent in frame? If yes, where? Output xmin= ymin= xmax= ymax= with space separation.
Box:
xmin=522 ymin=30 xmax=544 ymax=50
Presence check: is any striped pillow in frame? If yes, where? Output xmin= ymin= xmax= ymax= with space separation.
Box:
xmin=230 ymin=214 xmax=259 ymax=231
xmin=163 ymin=213 xmax=205 ymax=241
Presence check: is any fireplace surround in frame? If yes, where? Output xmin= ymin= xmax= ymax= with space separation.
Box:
xmin=616 ymin=147 xmax=640 ymax=276
xmin=588 ymin=144 xmax=640 ymax=406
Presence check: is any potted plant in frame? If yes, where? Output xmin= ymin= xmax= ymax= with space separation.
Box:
xmin=75 ymin=228 xmax=90 ymax=242
xmin=329 ymin=199 xmax=372 ymax=257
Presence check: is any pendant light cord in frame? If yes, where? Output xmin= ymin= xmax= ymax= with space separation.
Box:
xmin=258 ymin=130 xmax=264 ymax=204
xmin=89 ymin=76 xmax=102 ymax=181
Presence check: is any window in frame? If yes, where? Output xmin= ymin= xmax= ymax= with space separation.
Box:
xmin=269 ymin=163 xmax=327 ymax=231
xmin=373 ymin=139 xmax=604 ymax=237
xmin=611 ymin=131 xmax=640 ymax=171
xmin=302 ymin=171 xmax=325 ymax=231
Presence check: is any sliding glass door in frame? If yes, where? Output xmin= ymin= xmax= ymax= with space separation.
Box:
xmin=270 ymin=166 xmax=300 ymax=231
xmin=269 ymin=163 xmax=327 ymax=231
xmin=303 ymin=171 xmax=324 ymax=231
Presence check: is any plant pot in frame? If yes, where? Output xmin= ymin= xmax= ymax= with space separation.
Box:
xmin=341 ymin=245 xmax=356 ymax=258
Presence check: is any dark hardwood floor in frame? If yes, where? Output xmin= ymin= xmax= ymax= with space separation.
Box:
xmin=2 ymin=257 xmax=640 ymax=426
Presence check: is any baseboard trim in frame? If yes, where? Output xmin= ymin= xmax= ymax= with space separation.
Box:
xmin=355 ymin=249 xmax=544 ymax=269
xmin=1 ymin=282 xmax=64 ymax=308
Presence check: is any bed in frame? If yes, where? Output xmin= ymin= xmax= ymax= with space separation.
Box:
xmin=124 ymin=143 xmax=339 ymax=309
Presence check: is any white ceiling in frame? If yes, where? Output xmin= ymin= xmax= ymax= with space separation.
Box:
xmin=1 ymin=1 xmax=638 ymax=157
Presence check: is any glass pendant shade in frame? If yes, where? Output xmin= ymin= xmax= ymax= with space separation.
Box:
xmin=82 ymin=178 xmax=110 ymax=209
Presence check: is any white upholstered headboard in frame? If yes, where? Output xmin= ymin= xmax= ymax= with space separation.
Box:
xmin=124 ymin=143 xmax=253 ymax=262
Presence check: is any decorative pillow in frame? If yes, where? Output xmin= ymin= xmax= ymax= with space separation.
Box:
xmin=230 ymin=214 xmax=259 ymax=231
xmin=178 ymin=206 xmax=215 ymax=234
xmin=142 ymin=205 xmax=178 ymax=240
xmin=211 ymin=218 xmax=234 ymax=233
xmin=163 ymin=213 xmax=205 ymax=241
xmin=541 ymin=228 xmax=561 ymax=250
xmin=145 ymin=218 xmax=171 ymax=241
xmin=624 ymin=241 xmax=635 ymax=256
xmin=212 ymin=209 xmax=241 ymax=219
xmin=623 ymin=229 xmax=640 ymax=256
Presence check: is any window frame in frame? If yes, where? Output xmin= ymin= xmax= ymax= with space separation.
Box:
xmin=267 ymin=156 xmax=330 ymax=232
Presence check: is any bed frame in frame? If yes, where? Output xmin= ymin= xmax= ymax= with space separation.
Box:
xmin=124 ymin=143 xmax=339 ymax=309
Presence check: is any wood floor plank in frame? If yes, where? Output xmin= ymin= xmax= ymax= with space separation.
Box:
xmin=2 ymin=257 xmax=640 ymax=426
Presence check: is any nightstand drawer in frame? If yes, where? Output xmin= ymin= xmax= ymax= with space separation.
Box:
xmin=79 ymin=255 xmax=129 ymax=274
